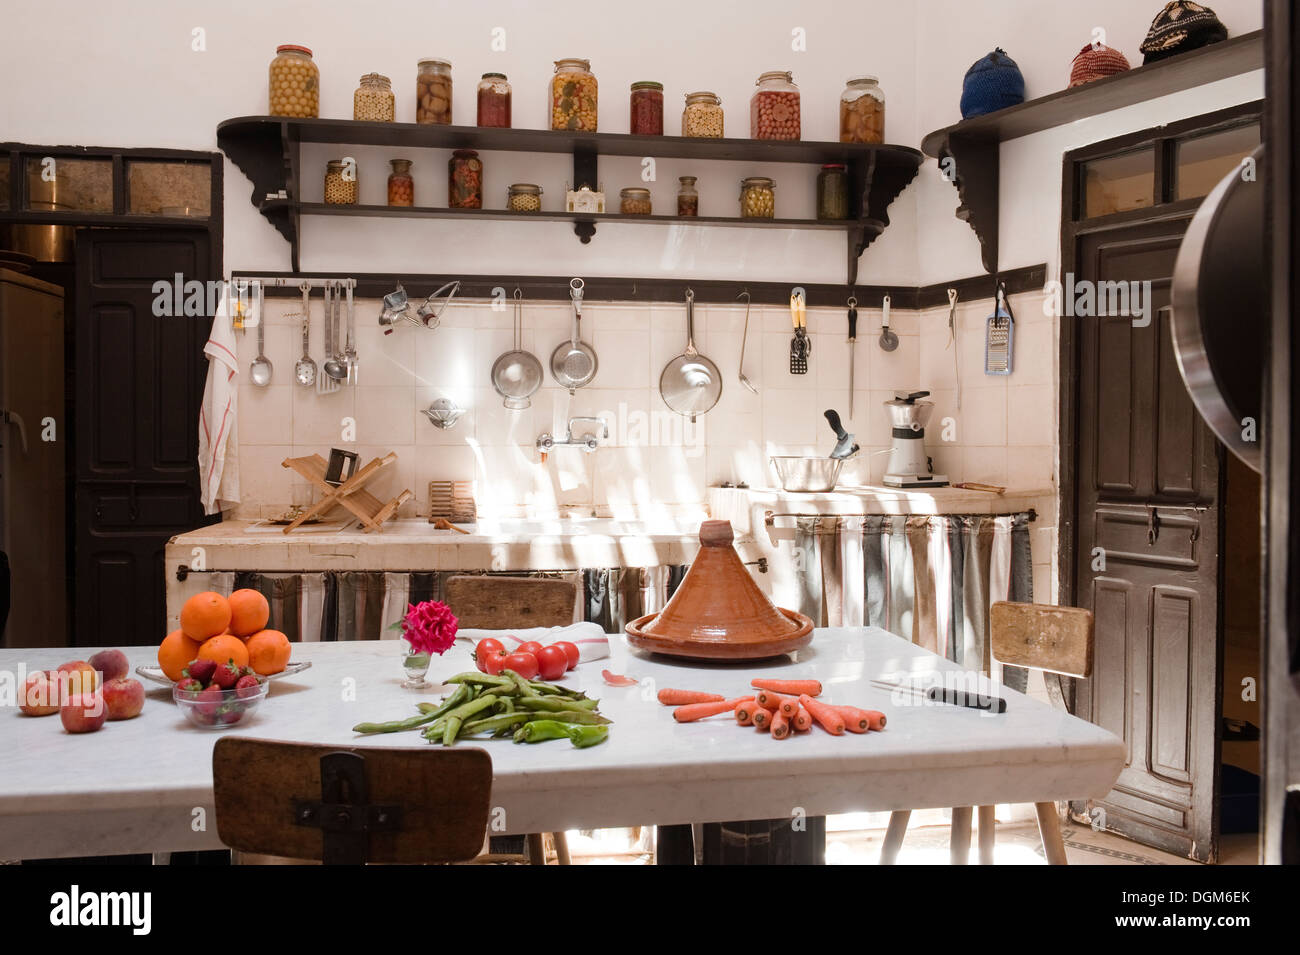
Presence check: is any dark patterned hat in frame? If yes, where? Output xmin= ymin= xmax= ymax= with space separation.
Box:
xmin=1069 ymin=43 xmax=1132 ymax=87
xmin=1140 ymin=2 xmax=1228 ymax=65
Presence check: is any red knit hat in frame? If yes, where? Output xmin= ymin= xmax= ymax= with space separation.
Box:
xmin=1068 ymin=43 xmax=1131 ymax=87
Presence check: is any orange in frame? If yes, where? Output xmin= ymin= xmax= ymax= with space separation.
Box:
xmin=228 ymin=588 xmax=270 ymax=637
xmin=180 ymin=591 xmax=232 ymax=640
xmin=158 ymin=629 xmax=202 ymax=682
xmin=245 ymin=629 xmax=292 ymax=676
xmin=197 ymin=633 xmax=250 ymax=670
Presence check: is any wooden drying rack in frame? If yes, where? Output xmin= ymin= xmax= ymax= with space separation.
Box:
xmin=281 ymin=452 xmax=412 ymax=533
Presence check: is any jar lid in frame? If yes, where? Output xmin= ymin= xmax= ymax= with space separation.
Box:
xmin=390 ymin=158 xmax=413 ymax=167
xmin=359 ymin=72 xmax=391 ymax=85
xmin=326 ymin=159 xmax=348 ymax=169
xmin=620 ymin=187 xmax=651 ymax=198
xmin=631 ymin=81 xmax=664 ymax=91
xmin=481 ymin=72 xmax=508 ymax=80
xmin=741 ymin=176 xmax=774 ymax=187
xmin=277 ymin=44 xmax=313 ymax=56
xmin=756 ymin=70 xmax=794 ymax=84
xmin=451 ymin=149 xmax=479 ymax=159
xmin=847 ymin=75 xmax=879 ymax=85
xmin=684 ymin=91 xmax=720 ymax=103
xmin=678 ymin=176 xmax=698 ymax=186
xmin=821 ymin=163 xmax=847 ymax=171
xmin=418 ymin=58 xmax=452 ymax=69
xmin=509 ymin=183 xmax=542 ymax=194
xmin=555 ymin=58 xmax=591 ymax=71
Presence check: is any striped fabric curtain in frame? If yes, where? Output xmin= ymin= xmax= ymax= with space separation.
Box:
xmin=583 ymin=566 xmax=687 ymax=632
xmin=233 ymin=571 xmax=330 ymax=643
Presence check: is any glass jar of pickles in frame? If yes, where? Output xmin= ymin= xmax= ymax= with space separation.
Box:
xmin=448 ymin=150 xmax=482 ymax=208
xmin=682 ymin=91 xmax=723 ymax=138
xmin=416 ymin=58 xmax=453 ymax=125
xmin=354 ymin=73 xmax=394 ymax=122
xmin=739 ymin=176 xmax=775 ymax=218
xmin=840 ymin=76 xmax=885 ymax=143
xmin=507 ymin=183 xmax=543 ymax=212
xmin=630 ymin=81 xmax=664 ymax=135
xmin=388 ymin=159 xmax=414 ymax=207
xmin=324 ymin=159 xmax=358 ymax=205
xmin=268 ymin=45 xmax=319 ymax=118
xmin=750 ymin=70 xmax=800 ymax=140
xmin=677 ymin=176 xmax=698 ymax=217
xmin=816 ymin=164 xmax=849 ymax=219
xmin=477 ymin=73 xmax=511 ymax=127
xmin=551 ymin=58 xmax=598 ymax=131
xmin=619 ymin=187 xmax=652 ymax=215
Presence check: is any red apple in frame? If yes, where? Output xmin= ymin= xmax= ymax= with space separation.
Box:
xmin=102 ymin=677 xmax=145 ymax=720
xmin=88 ymin=648 xmax=129 ymax=683
xmin=56 ymin=660 xmax=99 ymax=696
xmin=60 ymin=691 xmax=107 ymax=733
xmin=19 ymin=671 xmax=61 ymax=716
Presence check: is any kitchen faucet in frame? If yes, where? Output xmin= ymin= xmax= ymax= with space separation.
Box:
xmin=536 ymin=416 xmax=608 ymax=460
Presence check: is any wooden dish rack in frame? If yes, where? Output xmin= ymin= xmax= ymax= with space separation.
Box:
xmin=280 ymin=453 xmax=412 ymax=533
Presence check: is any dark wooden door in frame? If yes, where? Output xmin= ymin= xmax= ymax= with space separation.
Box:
xmin=1072 ymin=219 xmax=1223 ymax=862
xmin=74 ymin=229 xmax=217 ymax=647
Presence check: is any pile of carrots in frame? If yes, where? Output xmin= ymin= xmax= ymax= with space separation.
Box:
xmin=657 ymin=678 xmax=886 ymax=740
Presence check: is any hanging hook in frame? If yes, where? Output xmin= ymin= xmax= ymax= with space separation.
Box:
xmin=847 ymin=295 xmax=858 ymax=308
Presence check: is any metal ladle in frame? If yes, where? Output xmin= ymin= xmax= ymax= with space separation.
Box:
xmin=323 ymin=281 xmax=348 ymax=381
xmin=248 ymin=281 xmax=273 ymax=386
xmin=294 ymin=282 xmax=317 ymax=386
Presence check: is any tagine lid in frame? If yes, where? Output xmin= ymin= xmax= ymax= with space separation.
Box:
xmin=625 ymin=520 xmax=813 ymax=660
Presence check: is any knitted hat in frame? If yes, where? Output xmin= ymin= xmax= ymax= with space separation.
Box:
xmin=1140 ymin=2 xmax=1227 ymax=65
xmin=1069 ymin=43 xmax=1131 ymax=87
xmin=960 ymin=48 xmax=1026 ymax=119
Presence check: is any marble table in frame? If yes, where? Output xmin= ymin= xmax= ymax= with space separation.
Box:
xmin=0 ymin=629 xmax=1125 ymax=860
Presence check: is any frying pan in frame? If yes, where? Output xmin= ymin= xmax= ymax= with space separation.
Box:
xmin=660 ymin=288 xmax=721 ymax=422
xmin=551 ymin=277 xmax=598 ymax=393
xmin=491 ymin=288 xmax=543 ymax=409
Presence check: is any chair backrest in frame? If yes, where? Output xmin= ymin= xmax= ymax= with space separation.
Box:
xmin=445 ymin=575 xmax=577 ymax=630
xmin=212 ymin=737 xmax=492 ymax=864
xmin=990 ymin=601 xmax=1094 ymax=678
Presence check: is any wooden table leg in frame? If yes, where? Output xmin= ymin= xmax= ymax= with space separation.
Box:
xmin=977 ymin=805 xmax=996 ymax=865
xmin=950 ymin=807 xmax=973 ymax=865
xmin=525 ymin=833 xmax=547 ymax=865
xmin=880 ymin=809 xmax=911 ymax=864
xmin=552 ymin=831 xmax=572 ymax=865
xmin=1034 ymin=801 xmax=1069 ymax=866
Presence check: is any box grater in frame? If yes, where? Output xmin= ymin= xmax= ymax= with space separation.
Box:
xmin=984 ymin=290 xmax=1015 ymax=376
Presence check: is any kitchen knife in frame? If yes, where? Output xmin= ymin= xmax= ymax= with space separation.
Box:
xmin=847 ymin=297 xmax=858 ymax=418
xmin=824 ymin=409 xmax=859 ymax=459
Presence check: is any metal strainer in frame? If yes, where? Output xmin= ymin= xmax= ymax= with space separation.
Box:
xmin=491 ymin=289 xmax=543 ymax=409
xmin=550 ymin=277 xmax=598 ymax=393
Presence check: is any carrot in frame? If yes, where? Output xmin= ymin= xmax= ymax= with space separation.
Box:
xmin=658 ymin=688 xmax=726 ymax=706
xmin=836 ymin=705 xmax=887 ymax=732
xmin=793 ymin=704 xmax=813 ymax=732
xmin=799 ymin=694 xmax=845 ymax=735
xmin=751 ymin=706 xmax=772 ymax=731
xmin=735 ymin=701 xmax=756 ymax=725
xmin=778 ymin=696 xmax=800 ymax=719
xmin=770 ymin=709 xmax=791 ymax=739
xmin=751 ymin=678 xmax=823 ymax=696
xmin=673 ymin=696 xmax=753 ymax=723
xmin=755 ymin=689 xmax=797 ymax=712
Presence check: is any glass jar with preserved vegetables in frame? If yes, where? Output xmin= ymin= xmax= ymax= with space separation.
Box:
xmin=840 ymin=76 xmax=885 ymax=143
xmin=739 ymin=176 xmax=775 ymax=218
xmin=551 ymin=58 xmax=597 ymax=131
xmin=682 ymin=91 xmax=724 ymax=138
xmin=354 ymin=73 xmax=394 ymax=122
xmin=416 ymin=58 xmax=453 ymax=125
xmin=620 ymin=187 xmax=652 ymax=215
xmin=324 ymin=159 xmax=358 ymax=205
xmin=477 ymin=73 xmax=511 ymax=127
xmin=269 ymin=45 xmax=319 ymax=118
xmin=448 ymin=150 xmax=482 ymax=208
xmin=630 ymin=81 xmax=664 ymax=135
xmin=677 ymin=176 xmax=698 ymax=217
xmin=816 ymin=164 xmax=849 ymax=219
xmin=388 ymin=159 xmax=414 ymax=207
xmin=750 ymin=70 xmax=800 ymax=140
xmin=507 ymin=183 xmax=542 ymax=212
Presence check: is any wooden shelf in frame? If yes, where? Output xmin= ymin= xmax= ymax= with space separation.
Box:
xmin=919 ymin=30 xmax=1263 ymax=273
xmin=217 ymin=116 xmax=923 ymax=284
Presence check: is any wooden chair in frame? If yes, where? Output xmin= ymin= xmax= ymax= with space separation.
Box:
xmin=212 ymin=738 xmax=491 ymax=864
xmin=879 ymin=602 xmax=1094 ymax=866
xmin=444 ymin=574 xmax=579 ymax=865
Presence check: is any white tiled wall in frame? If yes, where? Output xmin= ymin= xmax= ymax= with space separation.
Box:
xmin=230 ymin=290 xmax=1056 ymax=535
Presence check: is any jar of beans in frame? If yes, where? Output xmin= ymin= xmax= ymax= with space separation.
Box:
xmin=268 ymin=45 xmax=319 ymax=118
xmin=324 ymin=160 xmax=358 ymax=205
xmin=507 ymin=183 xmax=543 ymax=212
xmin=840 ymin=76 xmax=885 ymax=143
xmin=682 ymin=91 xmax=724 ymax=138
xmin=750 ymin=70 xmax=800 ymax=140
xmin=551 ymin=58 xmax=598 ymax=131
xmin=677 ymin=176 xmax=698 ymax=217
xmin=629 ymin=81 xmax=664 ymax=135
xmin=619 ymin=187 xmax=652 ymax=215
xmin=354 ymin=73 xmax=394 ymax=122
xmin=477 ymin=73 xmax=512 ymax=127
xmin=416 ymin=58 xmax=453 ymax=125
xmin=388 ymin=159 xmax=414 ymax=207
xmin=448 ymin=150 xmax=482 ymax=208
xmin=816 ymin=164 xmax=849 ymax=219
xmin=739 ymin=177 xmax=775 ymax=218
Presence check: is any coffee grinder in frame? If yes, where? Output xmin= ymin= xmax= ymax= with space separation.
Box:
xmin=882 ymin=389 xmax=948 ymax=488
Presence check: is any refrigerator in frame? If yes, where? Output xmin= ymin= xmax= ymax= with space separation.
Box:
xmin=0 ymin=267 xmax=66 ymax=648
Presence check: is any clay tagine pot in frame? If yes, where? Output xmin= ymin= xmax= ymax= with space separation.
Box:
xmin=625 ymin=520 xmax=813 ymax=660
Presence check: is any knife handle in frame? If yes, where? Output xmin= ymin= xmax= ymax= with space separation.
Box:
xmin=848 ymin=305 xmax=858 ymax=342
xmin=824 ymin=409 xmax=848 ymax=440
xmin=926 ymin=685 xmax=1007 ymax=714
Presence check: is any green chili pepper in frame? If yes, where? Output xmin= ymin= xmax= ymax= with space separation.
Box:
xmin=565 ymin=724 xmax=609 ymax=748
xmin=518 ymin=720 xmax=574 ymax=743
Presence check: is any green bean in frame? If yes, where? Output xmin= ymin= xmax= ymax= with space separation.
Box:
xmin=515 ymin=695 xmax=599 ymax=712
xmin=540 ymin=709 xmax=611 ymax=725
xmin=352 ymin=711 xmax=439 ymax=735
xmin=442 ymin=716 xmax=462 ymax=745
xmin=461 ymin=712 xmax=530 ymax=735
xmin=502 ymin=670 xmax=541 ymax=697
xmin=444 ymin=672 xmax=515 ymax=687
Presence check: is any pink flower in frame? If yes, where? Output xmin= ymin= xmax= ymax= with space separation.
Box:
xmin=398 ymin=600 xmax=458 ymax=656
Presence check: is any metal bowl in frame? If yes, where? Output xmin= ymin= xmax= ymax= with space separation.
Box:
xmin=770 ymin=456 xmax=843 ymax=492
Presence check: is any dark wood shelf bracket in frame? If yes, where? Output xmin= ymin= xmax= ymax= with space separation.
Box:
xmin=939 ymin=133 xmax=999 ymax=275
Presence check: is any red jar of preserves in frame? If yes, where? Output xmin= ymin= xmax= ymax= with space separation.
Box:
xmin=750 ymin=70 xmax=801 ymax=141
xmin=387 ymin=159 xmax=414 ymax=207
xmin=448 ymin=150 xmax=482 ymax=208
xmin=629 ymin=81 xmax=663 ymax=135
xmin=477 ymin=73 xmax=511 ymax=128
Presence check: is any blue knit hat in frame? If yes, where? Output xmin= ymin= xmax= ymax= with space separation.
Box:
xmin=960 ymin=48 xmax=1026 ymax=119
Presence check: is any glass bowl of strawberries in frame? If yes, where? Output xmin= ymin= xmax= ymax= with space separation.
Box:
xmin=172 ymin=658 xmax=269 ymax=729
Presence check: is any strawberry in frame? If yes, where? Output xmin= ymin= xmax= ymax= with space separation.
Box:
xmin=184 ymin=658 xmax=217 ymax=686
xmin=195 ymin=685 xmax=225 ymax=721
xmin=176 ymin=677 xmax=204 ymax=696
xmin=211 ymin=659 xmax=241 ymax=690
xmin=234 ymin=674 xmax=262 ymax=700
xmin=218 ymin=702 xmax=245 ymax=724
xmin=239 ymin=665 xmax=258 ymax=679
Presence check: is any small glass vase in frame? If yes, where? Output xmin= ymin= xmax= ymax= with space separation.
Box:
xmin=401 ymin=643 xmax=432 ymax=688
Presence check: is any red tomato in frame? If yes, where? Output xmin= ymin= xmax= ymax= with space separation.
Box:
xmin=551 ymin=641 xmax=580 ymax=671
xmin=517 ymin=641 xmax=545 ymax=658
xmin=535 ymin=646 xmax=569 ymax=681
xmin=481 ymin=649 xmax=508 ymax=676
xmin=475 ymin=639 xmax=504 ymax=671
xmin=502 ymin=652 xmax=539 ymax=680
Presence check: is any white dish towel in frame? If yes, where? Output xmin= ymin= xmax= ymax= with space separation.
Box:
xmin=198 ymin=285 xmax=240 ymax=515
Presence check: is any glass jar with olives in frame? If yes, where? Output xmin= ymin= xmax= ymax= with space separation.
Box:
xmin=354 ymin=73 xmax=395 ymax=122
xmin=739 ymin=176 xmax=775 ymax=218
xmin=448 ymin=150 xmax=482 ymax=208
xmin=477 ymin=73 xmax=511 ymax=127
xmin=619 ymin=187 xmax=652 ymax=215
xmin=816 ymin=164 xmax=849 ymax=219
xmin=388 ymin=159 xmax=414 ymax=207
xmin=551 ymin=58 xmax=598 ymax=131
xmin=416 ymin=58 xmax=453 ymax=125
xmin=269 ymin=45 xmax=319 ymax=118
